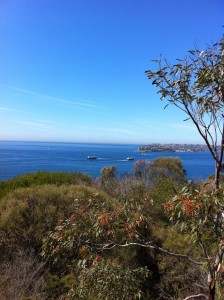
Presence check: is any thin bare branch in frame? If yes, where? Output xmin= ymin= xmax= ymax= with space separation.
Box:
xmin=183 ymin=294 xmax=208 ymax=300
xmin=94 ymin=241 xmax=203 ymax=266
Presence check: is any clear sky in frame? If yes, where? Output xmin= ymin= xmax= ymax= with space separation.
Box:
xmin=0 ymin=0 xmax=223 ymax=144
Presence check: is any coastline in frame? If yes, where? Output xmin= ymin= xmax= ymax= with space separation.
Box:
xmin=138 ymin=143 xmax=212 ymax=153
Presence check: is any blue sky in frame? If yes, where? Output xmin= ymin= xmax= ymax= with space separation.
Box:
xmin=0 ymin=0 xmax=223 ymax=144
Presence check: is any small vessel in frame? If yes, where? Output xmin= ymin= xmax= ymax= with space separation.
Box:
xmin=127 ymin=157 xmax=134 ymax=161
xmin=87 ymin=156 xmax=97 ymax=160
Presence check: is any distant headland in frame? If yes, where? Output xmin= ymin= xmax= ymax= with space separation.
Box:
xmin=138 ymin=143 xmax=211 ymax=152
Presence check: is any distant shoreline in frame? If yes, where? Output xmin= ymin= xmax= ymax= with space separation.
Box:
xmin=138 ymin=143 xmax=211 ymax=153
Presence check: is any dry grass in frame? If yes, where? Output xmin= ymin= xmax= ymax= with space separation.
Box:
xmin=0 ymin=248 xmax=46 ymax=300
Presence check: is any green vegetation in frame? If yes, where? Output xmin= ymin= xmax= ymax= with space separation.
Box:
xmin=0 ymin=171 xmax=92 ymax=200
xmin=146 ymin=37 xmax=224 ymax=191
xmin=146 ymin=36 xmax=224 ymax=300
xmin=0 ymin=158 xmax=210 ymax=299
xmin=0 ymin=184 xmax=111 ymax=252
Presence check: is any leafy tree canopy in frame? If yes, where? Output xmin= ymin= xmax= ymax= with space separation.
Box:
xmin=146 ymin=37 xmax=224 ymax=189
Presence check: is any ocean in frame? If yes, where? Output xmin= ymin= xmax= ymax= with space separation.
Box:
xmin=0 ymin=141 xmax=215 ymax=182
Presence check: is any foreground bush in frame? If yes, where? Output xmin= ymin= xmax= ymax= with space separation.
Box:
xmin=0 ymin=184 xmax=112 ymax=254
xmin=68 ymin=260 xmax=149 ymax=300
xmin=0 ymin=166 xmax=214 ymax=299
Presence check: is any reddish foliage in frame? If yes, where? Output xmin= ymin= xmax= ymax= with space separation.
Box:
xmin=52 ymin=247 xmax=60 ymax=254
xmin=92 ymin=254 xmax=101 ymax=266
xmin=69 ymin=214 xmax=76 ymax=222
xmin=98 ymin=212 xmax=110 ymax=227
xmin=182 ymin=198 xmax=196 ymax=216
xmin=56 ymin=230 xmax=64 ymax=238
xmin=181 ymin=196 xmax=203 ymax=216
xmin=123 ymin=222 xmax=134 ymax=236
xmin=164 ymin=194 xmax=204 ymax=217
xmin=113 ymin=205 xmax=121 ymax=218
xmin=163 ymin=201 xmax=175 ymax=212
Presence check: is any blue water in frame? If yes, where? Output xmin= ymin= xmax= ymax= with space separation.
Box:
xmin=0 ymin=141 xmax=215 ymax=182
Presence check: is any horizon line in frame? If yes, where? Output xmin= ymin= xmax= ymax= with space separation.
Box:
xmin=0 ymin=139 xmax=208 ymax=146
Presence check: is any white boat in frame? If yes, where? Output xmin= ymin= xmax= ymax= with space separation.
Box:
xmin=87 ymin=156 xmax=97 ymax=160
xmin=127 ymin=157 xmax=134 ymax=160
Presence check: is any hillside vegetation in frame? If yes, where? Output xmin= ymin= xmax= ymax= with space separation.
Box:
xmin=0 ymin=157 xmax=217 ymax=299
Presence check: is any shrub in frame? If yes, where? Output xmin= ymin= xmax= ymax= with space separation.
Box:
xmin=132 ymin=157 xmax=186 ymax=185
xmin=68 ymin=260 xmax=149 ymax=300
xmin=0 ymin=171 xmax=92 ymax=200
xmin=0 ymin=184 xmax=112 ymax=254
xmin=154 ymin=226 xmax=207 ymax=299
xmin=100 ymin=166 xmax=117 ymax=180
xmin=0 ymin=248 xmax=46 ymax=300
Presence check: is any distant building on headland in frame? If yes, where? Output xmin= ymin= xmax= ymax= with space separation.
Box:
xmin=138 ymin=143 xmax=213 ymax=152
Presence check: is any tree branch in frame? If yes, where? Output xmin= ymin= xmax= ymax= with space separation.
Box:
xmin=183 ymin=294 xmax=208 ymax=300
xmin=94 ymin=241 xmax=203 ymax=266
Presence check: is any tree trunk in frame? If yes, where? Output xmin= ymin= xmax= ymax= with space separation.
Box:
xmin=207 ymin=245 xmax=224 ymax=300
xmin=215 ymin=161 xmax=221 ymax=190
xmin=208 ymin=283 xmax=215 ymax=300
xmin=215 ymin=130 xmax=224 ymax=190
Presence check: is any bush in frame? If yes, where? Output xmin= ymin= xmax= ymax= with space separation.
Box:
xmin=132 ymin=157 xmax=186 ymax=185
xmin=149 ymin=178 xmax=178 ymax=223
xmin=0 ymin=248 xmax=46 ymax=300
xmin=0 ymin=184 xmax=112 ymax=253
xmin=0 ymin=171 xmax=92 ymax=200
xmin=100 ymin=165 xmax=117 ymax=180
xmin=69 ymin=260 xmax=149 ymax=300
xmin=154 ymin=226 xmax=207 ymax=299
